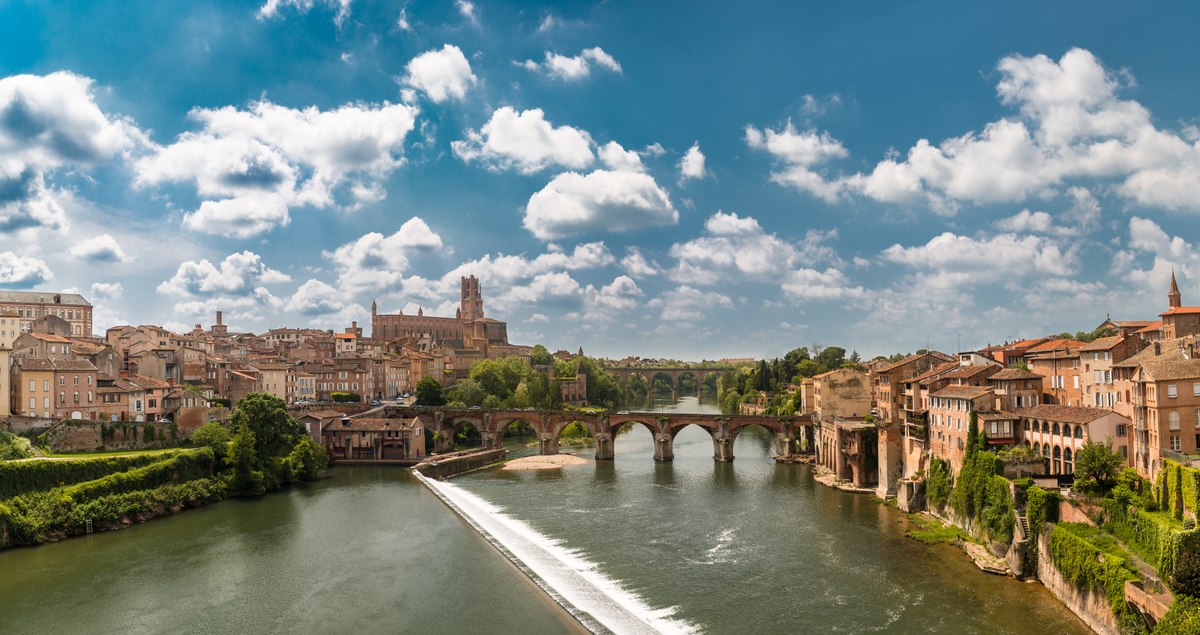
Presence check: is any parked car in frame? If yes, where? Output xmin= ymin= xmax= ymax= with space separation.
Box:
xmin=370 ymin=400 xmax=382 ymax=407
xmin=617 ymin=410 xmax=629 ymax=414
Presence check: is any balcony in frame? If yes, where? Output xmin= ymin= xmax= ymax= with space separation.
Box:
xmin=904 ymin=422 xmax=928 ymax=441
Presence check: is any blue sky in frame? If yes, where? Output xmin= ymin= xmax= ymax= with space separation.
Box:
xmin=4 ymin=1 xmax=1200 ymax=360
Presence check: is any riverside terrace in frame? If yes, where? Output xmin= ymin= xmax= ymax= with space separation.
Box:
xmin=374 ymin=406 xmax=814 ymax=462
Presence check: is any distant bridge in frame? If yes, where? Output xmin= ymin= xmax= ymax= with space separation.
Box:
xmin=375 ymin=406 xmax=813 ymax=462
xmin=601 ymin=367 xmax=730 ymax=398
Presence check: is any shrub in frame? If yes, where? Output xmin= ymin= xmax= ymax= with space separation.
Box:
xmin=0 ymin=453 xmax=174 ymax=499
xmin=1156 ymin=594 xmax=1200 ymax=634
xmin=1047 ymin=523 xmax=1139 ymax=623
xmin=926 ymin=457 xmax=951 ymax=511
xmin=331 ymin=392 xmax=361 ymax=403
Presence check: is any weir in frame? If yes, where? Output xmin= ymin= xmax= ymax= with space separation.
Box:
xmin=415 ymin=472 xmax=697 ymax=635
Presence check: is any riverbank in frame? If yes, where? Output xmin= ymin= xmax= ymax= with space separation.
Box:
xmin=503 ymin=454 xmax=590 ymax=471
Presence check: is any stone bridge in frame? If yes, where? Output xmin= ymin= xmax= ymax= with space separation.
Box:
xmin=376 ymin=406 xmax=813 ymax=462
xmin=602 ymin=367 xmax=729 ymax=398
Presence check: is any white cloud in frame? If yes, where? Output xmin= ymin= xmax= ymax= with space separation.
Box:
xmin=89 ymin=282 xmax=123 ymax=303
xmin=0 ymin=251 xmax=52 ymax=287
xmin=597 ymin=141 xmax=644 ymax=173
xmin=158 ymin=251 xmax=290 ymax=297
xmin=744 ymin=120 xmax=848 ymax=202
xmin=135 ymin=99 xmax=417 ymax=236
xmin=172 ymin=287 xmax=283 ymax=319
xmin=452 ymin=107 xmax=594 ymax=173
xmin=647 ymin=286 xmax=733 ymax=322
xmin=455 ymin=0 xmax=479 ymax=26
xmin=69 ymin=234 xmax=133 ymax=263
xmin=587 ymin=275 xmax=643 ymax=311
xmin=286 ymin=279 xmax=345 ymax=315
xmin=881 ymin=231 xmax=1075 ymax=289
xmin=324 ymin=217 xmax=443 ymax=294
xmin=396 ymin=7 xmax=411 ymax=31
xmin=780 ymin=268 xmax=865 ymax=300
xmin=402 ymin=44 xmax=476 ymax=103
xmin=520 ymin=47 xmax=622 ymax=81
xmin=0 ymin=72 xmax=145 ymax=235
xmin=524 ymin=169 xmax=677 ymax=240
xmin=669 ymin=211 xmax=839 ymax=285
xmin=620 ymin=247 xmax=659 ymax=278
xmin=760 ymin=48 xmax=1200 ymax=216
xmin=677 ymin=142 xmax=707 ymax=181
xmin=257 ymin=0 xmax=352 ymax=26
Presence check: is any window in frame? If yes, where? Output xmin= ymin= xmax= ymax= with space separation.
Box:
xmin=43 ymin=397 xmax=50 ymax=408
xmin=59 ymin=376 xmax=65 ymax=386
xmin=1171 ymin=411 xmax=1181 ymax=431
xmin=73 ymin=375 xmax=79 ymax=385
xmin=28 ymin=380 xmax=34 ymax=392
xmin=1073 ymin=375 xmax=1080 ymax=389
xmin=87 ymin=376 xmax=92 ymax=385
xmin=1169 ymin=384 xmax=1179 ymax=398
xmin=29 ymin=397 xmax=35 ymax=410
xmin=87 ymin=391 xmax=93 ymax=403
xmin=58 ymin=391 xmax=65 ymax=404
xmin=1171 ymin=435 xmax=1182 ymax=451
xmin=1117 ymin=424 xmax=1127 ymax=437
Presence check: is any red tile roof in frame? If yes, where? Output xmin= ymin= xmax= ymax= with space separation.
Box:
xmin=1017 ymin=404 xmax=1122 ymax=424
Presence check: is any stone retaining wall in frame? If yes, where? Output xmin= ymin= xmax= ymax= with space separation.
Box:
xmin=415 ymin=448 xmax=507 ymax=479
xmin=39 ymin=420 xmax=180 ymax=453
xmin=1035 ymin=529 xmax=1121 ymax=635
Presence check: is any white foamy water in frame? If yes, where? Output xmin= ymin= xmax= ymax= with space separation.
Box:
xmin=416 ymin=472 xmax=698 ymax=635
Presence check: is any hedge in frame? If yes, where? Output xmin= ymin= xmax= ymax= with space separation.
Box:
xmin=0 ymin=453 xmax=177 ymax=499
xmin=1155 ymin=594 xmax=1200 ymax=633
xmin=59 ymin=449 xmax=215 ymax=503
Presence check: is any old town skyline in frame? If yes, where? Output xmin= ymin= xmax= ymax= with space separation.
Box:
xmin=5 ymin=2 xmax=1200 ymax=359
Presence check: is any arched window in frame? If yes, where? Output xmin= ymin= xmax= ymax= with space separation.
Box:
xmin=87 ymin=390 xmax=93 ymax=403
xmin=1042 ymin=444 xmax=1050 ymax=458
xmin=1064 ymin=447 xmax=1074 ymax=474
xmin=1052 ymin=422 xmax=1061 ymax=435
xmin=1062 ymin=424 xmax=1072 ymax=437
xmin=1074 ymin=425 xmax=1083 ymax=439
xmin=73 ymin=391 xmax=79 ymax=404
xmin=1053 ymin=446 xmax=1062 ymax=473
xmin=59 ymin=391 xmax=65 ymax=403
xmin=1042 ymin=421 xmax=1049 ymax=433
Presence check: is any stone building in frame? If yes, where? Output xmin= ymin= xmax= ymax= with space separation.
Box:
xmin=0 ymin=289 xmax=93 ymax=336
xmin=812 ymin=368 xmax=871 ymax=422
xmin=370 ymin=276 xmax=530 ymax=366
xmin=321 ymin=415 xmax=425 ymax=462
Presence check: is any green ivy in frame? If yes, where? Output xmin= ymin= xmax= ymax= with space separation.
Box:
xmin=1047 ymin=523 xmax=1139 ymax=625
xmin=1155 ymin=595 xmax=1200 ymax=634
xmin=949 ymin=449 xmax=1014 ymax=544
xmin=926 ymin=456 xmax=951 ymax=511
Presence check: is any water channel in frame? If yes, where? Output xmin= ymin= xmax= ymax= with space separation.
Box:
xmin=0 ymin=395 xmax=1090 ymax=634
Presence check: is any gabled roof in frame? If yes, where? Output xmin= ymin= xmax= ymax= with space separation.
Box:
xmin=1027 ymin=338 xmax=1086 ymax=353
xmin=908 ymin=361 xmax=959 ymax=385
xmin=1136 ymin=321 xmax=1163 ymax=333
xmin=1018 ymin=404 xmax=1121 ymax=424
xmin=873 ymin=351 xmax=954 ymax=374
xmin=1140 ymin=358 xmax=1200 ymax=382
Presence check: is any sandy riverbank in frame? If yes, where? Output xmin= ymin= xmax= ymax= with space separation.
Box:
xmin=502 ymin=454 xmax=590 ymax=471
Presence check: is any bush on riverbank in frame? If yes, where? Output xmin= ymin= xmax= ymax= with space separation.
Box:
xmin=0 ymin=452 xmax=174 ymax=499
xmin=0 ymin=431 xmax=34 ymax=460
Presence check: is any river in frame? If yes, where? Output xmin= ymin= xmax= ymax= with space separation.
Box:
xmin=0 ymin=395 xmax=1090 ymax=634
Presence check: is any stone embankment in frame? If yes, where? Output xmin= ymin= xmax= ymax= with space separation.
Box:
xmin=414 ymin=448 xmax=506 ymax=479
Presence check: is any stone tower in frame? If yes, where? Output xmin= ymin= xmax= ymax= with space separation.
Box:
xmin=1169 ymin=270 xmax=1182 ymax=309
xmin=460 ymin=275 xmax=484 ymax=321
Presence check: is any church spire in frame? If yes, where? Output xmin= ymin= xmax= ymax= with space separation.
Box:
xmin=1170 ymin=269 xmax=1182 ymax=309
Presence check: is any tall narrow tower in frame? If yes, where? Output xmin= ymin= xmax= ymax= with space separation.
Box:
xmin=1169 ymin=270 xmax=1182 ymax=309
xmin=460 ymin=275 xmax=484 ymax=321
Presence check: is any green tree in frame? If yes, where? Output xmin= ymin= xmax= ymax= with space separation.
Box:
xmin=230 ymin=393 xmax=304 ymax=463
xmin=1074 ymin=438 xmax=1124 ymax=491
xmin=965 ymin=410 xmax=980 ymax=457
xmin=287 ymin=436 xmax=328 ymax=481
xmin=227 ymin=424 xmax=265 ymax=496
xmin=415 ymin=377 xmax=446 ymax=406
xmin=530 ymin=344 xmax=554 ymax=366
xmin=455 ymin=378 xmax=487 ymax=407
xmin=191 ymin=422 xmax=232 ymax=462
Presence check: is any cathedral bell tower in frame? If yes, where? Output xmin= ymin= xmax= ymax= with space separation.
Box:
xmin=460 ymin=275 xmax=484 ymax=321
xmin=1170 ymin=270 xmax=1182 ymax=309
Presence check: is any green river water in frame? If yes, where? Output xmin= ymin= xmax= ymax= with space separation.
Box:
xmin=0 ymin=396 xmax=1091 ymax=634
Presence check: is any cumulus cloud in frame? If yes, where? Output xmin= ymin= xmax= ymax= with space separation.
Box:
xmin=744 ymin=121 xmax=847 ymax=202
xmin=524 ymin=169 xmax=677 ymax=240
xmin=597 ymin=141 xmax=644 ymax=173
xmin=751 ymin=48 xmax=1200 ymax=215
xmin=520 ymin=47 xmax=622 ymax=81
xmin=881 ymin=231 xmax=1074 ymax=290
xmin=453 ymin=107 xmax=594 ymax=173
xmin=286 ymin=279 xmax=346 ymax=315
xmin=402 ymin=44 xmax=476 ymax=103
xmin=0 ymin=251 xmax=52 ymax=287
xmin=0 ymin=72 xmax=145 ymax=235
xmin=621 ymin=247 xmax=659 ymax=278
xmin=69 ymin=234 xmax=133 ymax=263
xmin=647 ymin=286 xmax=733 ymax=322
xmin=158 ymin=251 xmax=290 ymax=297
xmin=669 ymin=211 xmax=841 ymax=285
xmin=677 ymin=142 xmax=707 ymax=181
xmin=135 ymin=99 xmax=417 ymax=236
xmin=89 ymin=282 xmax=123 ymax=302
xmin=324 ymin=217 xmax=443 ymax=294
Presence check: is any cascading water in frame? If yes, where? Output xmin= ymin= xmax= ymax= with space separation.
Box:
xmin=416 ymin=472 xmax=697 ymax=635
